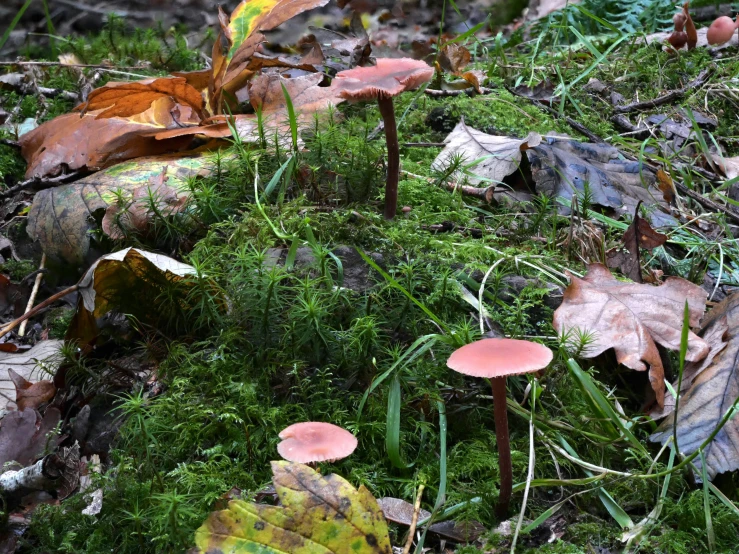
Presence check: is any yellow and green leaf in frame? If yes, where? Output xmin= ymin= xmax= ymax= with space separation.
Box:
xmin=193 ymin=461 xmax=392 ymax=554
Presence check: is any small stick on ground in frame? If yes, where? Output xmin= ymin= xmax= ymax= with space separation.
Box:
xmin=0 ymin=283 xmax=79 ymax=340
xmin=402 ymin=484 xmax=425 ymax=554
xmin=0 ymin=171 xmax=81 ymax=199
xmin=425 ymin=87 xmax=495 ymax=97
xmin=18 ymin=254 xmax=46 ymax=337
xmin=402 ymin=170 xmax=495 ymax=202
xmin=613 ymin=68 xmax=713 ymax=114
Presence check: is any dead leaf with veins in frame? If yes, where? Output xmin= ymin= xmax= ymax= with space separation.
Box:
xmin=650 ymin=292 xmax=739 ymax=479
xmin=8 ymin=369 xmax=55 ymax=411
xmin=553 ymin=263 xmax=709 ymax=407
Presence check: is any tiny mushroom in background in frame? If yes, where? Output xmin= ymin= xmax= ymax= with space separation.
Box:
xmin=334 ymin=58 xmax=434 ymax=220
xmin=707 ymin=15 xmax=736 ymax=45
xmin=447 ymin=338 xmax=553 ymax=518
xmin=277 ymin=421 xmax=358 ymax=465
xmin=667 ymin=13 xmax=688 ymax=50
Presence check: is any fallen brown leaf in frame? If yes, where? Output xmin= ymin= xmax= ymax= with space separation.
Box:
xmin=650 ymin=292 xmax=739 ymax=479
xmin=8 ymin=368 xmax=55 ymax=411
xmin=553 ymin=263 xmax=709 ymax=407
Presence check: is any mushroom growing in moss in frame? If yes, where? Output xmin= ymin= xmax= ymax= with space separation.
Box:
xmin=334 ymin=58 xmax=434 ymax=220
xmin=707 ymin=15 xmax=736 ymax=45
xmin=277 ymin=421 xmax=358 ymax=464
xmin=667 ymin=13 xmax=688 ymax=50
xmin=447 ymin=338 xmax=553 ymax=518
xmin=683 ymin=2 xmax=698 ymax=50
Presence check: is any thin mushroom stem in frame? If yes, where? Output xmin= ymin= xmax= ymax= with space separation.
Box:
xmin=377 ymin=95 xmax=399 ymax=220
xmin=490 ymin=376 xmax=512 ymax=518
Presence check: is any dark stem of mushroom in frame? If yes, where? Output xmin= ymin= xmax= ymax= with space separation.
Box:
xmin=490 ymin=376 xmax=512 ymax=518
xmin=377 ymin=95 xmax=399 ymax=220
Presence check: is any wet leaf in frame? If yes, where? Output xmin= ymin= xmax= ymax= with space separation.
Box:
xmin=553 ymin=263 xmax=709 ymax=407
xmin=8 ymin=369 xmax=55 ymax=411
xmin=377 ymin=497 xmax=485 ymax=543
xmin=0 ymin=341 xmax=61 ymax=411
xmin=27 ymin=151 xmax=217 ymax=265
xmin=193 ymin=461 xmax=391 ymax=554
xmin=67 ymin=247 xmax=197 ymax=347
xmin=77 ymin=77 xmax=204 ymax=119
xmin=650 ymin=292 xmax=739 ymax=479
xmin=20 ymin=97 xmax=197 ymax=178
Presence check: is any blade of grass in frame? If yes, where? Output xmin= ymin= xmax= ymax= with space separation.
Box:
xmin=386 ymin=375 xmax=414 ymax=468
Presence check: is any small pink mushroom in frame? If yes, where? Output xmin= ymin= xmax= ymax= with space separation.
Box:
xmin=277 ymin=422 xmax=358 ymax=464
xmin=447 ymin=338 xmax=553 ymax=518
xmin=707 ymin=15 xmax=736 ymax=45
xmin=334 ymin=59 xmax=434 ymax=220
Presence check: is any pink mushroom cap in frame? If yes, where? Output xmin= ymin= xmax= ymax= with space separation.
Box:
xmin=334 ymin=58 xmax=434 ymax=101
xmin=277 ymin=422 xmax=358 ymax=464
xmin=447 ymin=338 xmax=553 ymax=378
xmin=707 ymin=16 xmax=736 ymax=45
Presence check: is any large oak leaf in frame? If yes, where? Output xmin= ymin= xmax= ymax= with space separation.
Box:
xmin=650 ymin=293 xmax=739 ymax=479
xmin=553 ymin=264 xmax=709 ymax=407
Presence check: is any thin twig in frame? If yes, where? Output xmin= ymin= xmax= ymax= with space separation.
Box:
xmin=0 ymin=139 xmax=19 ymax=148
xmin=18 ymin=254 xmax=45 ymax=337
xmin=404 ymin=142 xmax=445 ymax=147
xmin=402 ymin=484 xmax=425 ymax=554
xmin=0 ymin=283 xmax=79 ymax=340
xmin=425 ymin=87 xmax=495 ymax=97
xmin=613 ymin=68 xmax=714 ymax=114
xmin=1 ymin=171 xmax=81 ymax=199
xmin=402 ymin=170 xmax=495 ymax=202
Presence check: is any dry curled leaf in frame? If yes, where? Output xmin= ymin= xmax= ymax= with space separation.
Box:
xmin=77 ymin=77 xmax=205 ymax=119
xmin=248 ymin=72 xmax=345 ymax=121
xmin=650 ymin=292 xmax=739 ymax=479
xmin=553 ymin=263 xmax=709 ymax=407
xmin=0 ymin=341 xmax=62 ymax=411
xmin=194 ymin=461 xmax=391 ymax=554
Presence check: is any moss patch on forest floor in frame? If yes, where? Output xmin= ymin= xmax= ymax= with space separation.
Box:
xmin=3 ymin=13 xmax=739 ymax=554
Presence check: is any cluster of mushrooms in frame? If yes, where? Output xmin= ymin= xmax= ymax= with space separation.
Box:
xmin=277 ymin=337 xmax=554 ymax=519
xmin=668 ymin=2 xmax=738 ymax=49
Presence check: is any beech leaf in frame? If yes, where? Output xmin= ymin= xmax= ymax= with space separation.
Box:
xmin=553 ymin=264 xmax=709 ymax=407
xmin=650 ymin=293 xmax=739 ymax=479
xmin=193 ymin=461 xmax=391 ymax=554
xmin=77 ymin=77 xmax=204 ymax=119
xmin=0 ymin=341 xmax=61 ymax=411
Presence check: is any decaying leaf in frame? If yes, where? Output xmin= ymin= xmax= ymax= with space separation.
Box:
xmin=0 ymin=341 xmax=61 ymax=411
xmin=67 ymin=248 xmax=197 ymax=347
xmin=438 ymin=44 xmax=471 ymax=75
xmin=432 ymin=123 xmax=675 ymax=225
xmin=101 ymin=167 xmax=188 ymax=240
xmin=77 ymin=77 xmax=204 ymax=119
xmin=20 ymin=97 xmax=197 ymax=178
xmin=0 ymin=407 xmax=61 ymax=469
xmin=606 ymin=205 xmax=667 ymax=282
xmin=8 ymin=369 xmax=55 ymax=412
xmin=193 ymin=461 xmax=391 ymax=554
xmin=553 ymin=264 xmax=709 ymax=407
xmin=431 ymin=120 xmax=541 ymax=184
xmin=27 ymin=151 xmax=217 ymax=265
xmin=650 ymin=293 xmax=739 ymax=479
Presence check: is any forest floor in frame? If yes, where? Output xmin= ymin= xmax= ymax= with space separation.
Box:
xmin=1 ymin=1 xmax=739 ymax=553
